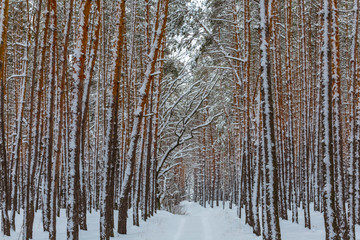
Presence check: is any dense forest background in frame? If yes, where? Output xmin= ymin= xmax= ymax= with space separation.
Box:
xmin=0 ymin=0 xmax=359 ymax=240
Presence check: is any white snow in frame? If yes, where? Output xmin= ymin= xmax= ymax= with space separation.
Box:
xmin=2 ymin=201 xmax=360 ymax=240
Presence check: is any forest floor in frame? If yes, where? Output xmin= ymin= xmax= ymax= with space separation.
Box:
xmin=2 ymin=202 xmax=360 ymax=239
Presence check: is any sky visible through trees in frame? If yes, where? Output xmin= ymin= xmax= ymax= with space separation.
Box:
xmin=0 ymin=0 xmax=359 ymax=239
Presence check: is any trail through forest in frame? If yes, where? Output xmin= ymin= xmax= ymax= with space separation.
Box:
xmin=2 ymin=200 xmax=360 ymax=239
xmin=122 ymin=202 xmax=360 ymax=240
xmin=1 ymin=0 xmax=360 ymax=239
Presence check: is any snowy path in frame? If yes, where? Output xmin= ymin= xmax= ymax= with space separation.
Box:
xmin=121 ymin=202 xmax=360 ymax=240
xmin=201 ymin=216 xmax=214 ymax=240
xmin=172 ymin=216 xmax=213 ymax=240
xmin=173 ymin=216 xmax=206 ymax=240
xmin=3 ymin=201 xmax=360 ymax=239
xmin=121 ymin=202 xmax=258 ymax=240
xmin=173 ymin=218 xmax=186 ymax=240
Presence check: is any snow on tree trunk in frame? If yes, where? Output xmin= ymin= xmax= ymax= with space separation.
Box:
xmin=100 ymin=0 xmax=126 ymax=238
xmin=23 ymin=0 xmax=44 ymax=238
xmin=46 ymin=1 xmax=58 ymax=239
xmin=321 ymin=0 xmax=339 ymax=238
xmin=67 ymin=1 xmax=91 ymax=239
xmin=259 ymin=0 xmax=281 ymax=239
xmin=349 ymin=0 xmax=359 ymax=239
xmin=330 ymin=0 xmax=348 ymax=238
xmin=0 ymin=0 xmax=10 ymax=236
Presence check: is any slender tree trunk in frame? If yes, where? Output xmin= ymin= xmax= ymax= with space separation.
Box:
xmin=67 ymin=1 xmax=92 ymax=239
xmin=321 ymin=0 xmax=339 ymax=238
xmin=0 ymin=0 xmax=10 ymax=236
xmin=47 ymin=1 xmax=58 ymax=238
xmin=259 ymin=0 xmax=281 ymax=239
xmin=100 ymin=0 xmax=126 ymax=238
xmin=349 ymin=1 xmax=359 ymax=240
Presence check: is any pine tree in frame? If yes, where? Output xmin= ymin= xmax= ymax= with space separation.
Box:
xmin=259 ymin=0 xmax=281 ymax=239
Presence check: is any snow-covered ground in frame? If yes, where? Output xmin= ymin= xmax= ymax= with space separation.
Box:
xmin=2 ymin=202 xmax=360 ymax=239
